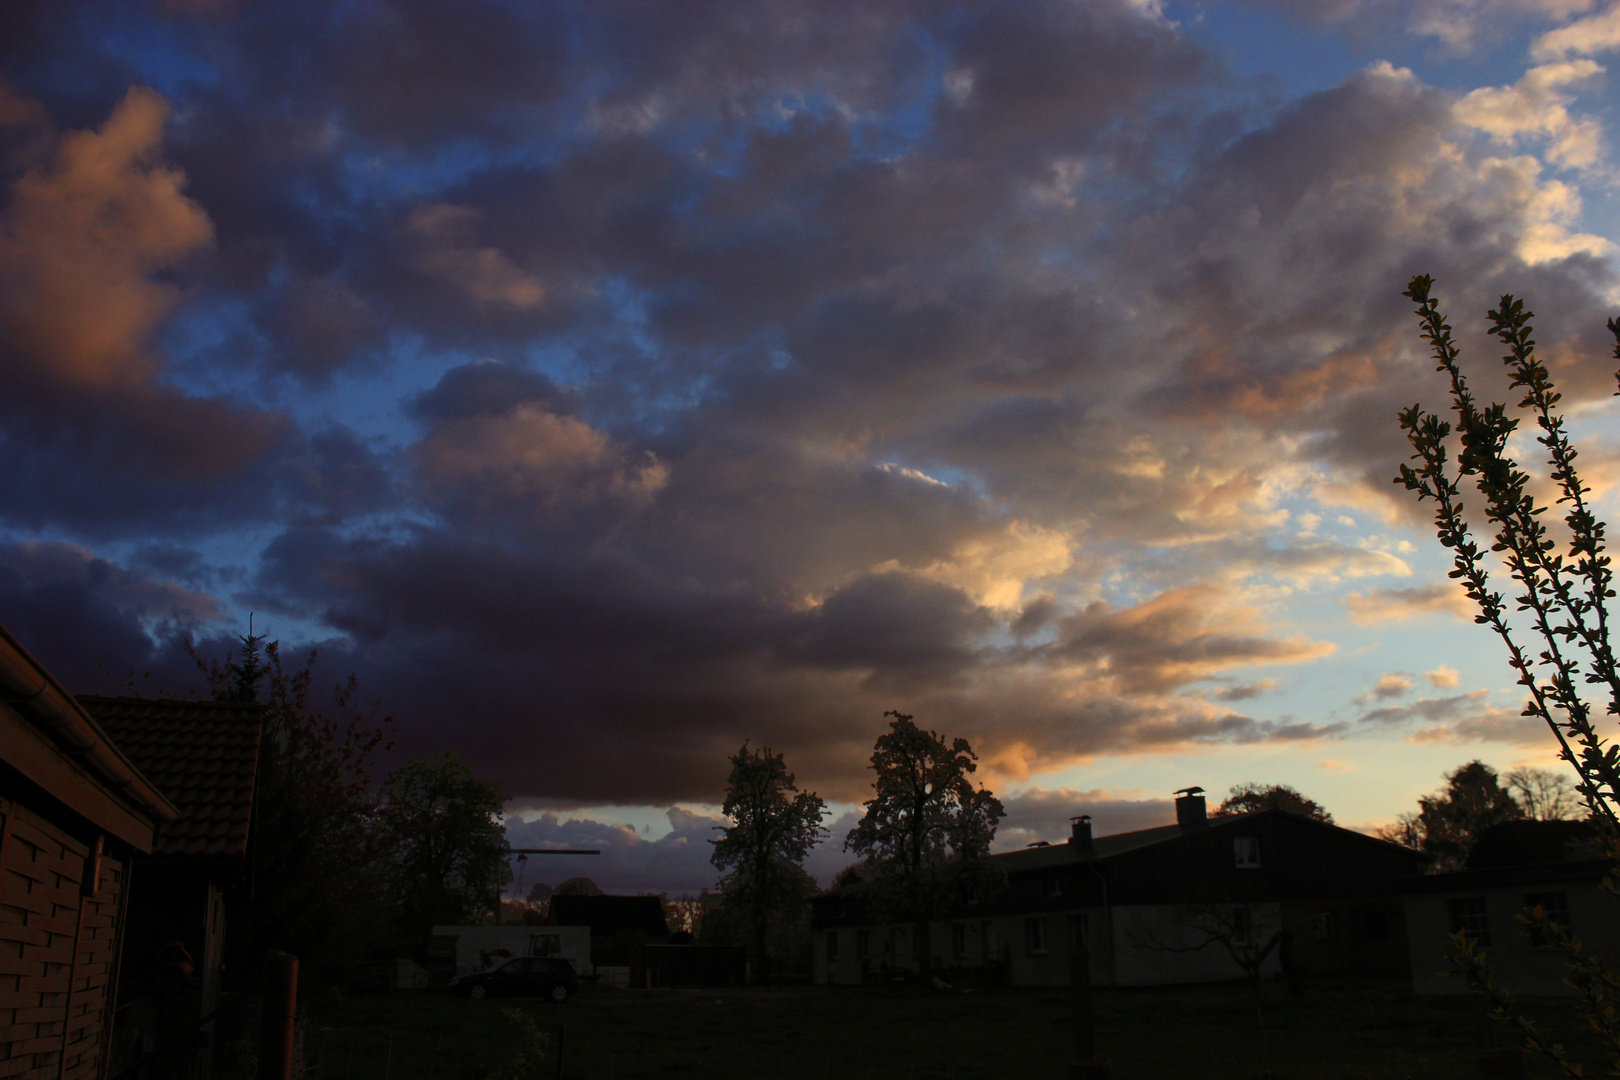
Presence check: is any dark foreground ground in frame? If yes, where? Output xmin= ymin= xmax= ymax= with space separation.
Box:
xmin=281 ymin=976 xmax=1599 ymax=1080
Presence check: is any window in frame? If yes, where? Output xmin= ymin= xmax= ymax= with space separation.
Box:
xmin=826 ymin=931 xmax=839 ymax=963
xmin=1449 ymin=897 xmax=1492 ymax=946
xmin=856 ymin=929 xmax=870 ymax=960
xmin=1045 ymin=874 xmax=1062 ymax=897
xmin=1363 ymin=911 xmax=1390 ymax=941
xmin=1024 ymin=917 xmax=1048 ymax=955
xmin=1523 ymin=891 xmax=1570 ymax=948
xmin=1068 ymin=913 xmax=1088 ymax=948
xmin=952 ymin=923 xmax=968 ymax=957
xmin=1234 ymin=836 xmax=1261 ymax=868
xmin=1231 ymin=907 xmax=1253 ymax=947
xmin=1312 ymin=912 xmax=1335 ymax=942
xmin=530 ymin=933 xmax=561 ymax=956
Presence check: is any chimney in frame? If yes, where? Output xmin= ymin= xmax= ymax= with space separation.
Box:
xmin=1069 ymin=814 xmax=1094 ymax=857
xmin=1175 ymin=786 xmax=1207 ymax=829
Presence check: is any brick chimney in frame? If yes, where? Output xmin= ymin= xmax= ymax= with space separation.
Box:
xmin=1175 ymin=786 xmax=1207 ymax=829
xmin=1069 ymin=814 xmax=1094 ymax=857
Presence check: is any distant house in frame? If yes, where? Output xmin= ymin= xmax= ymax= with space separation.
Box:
xmin=1401 ymin=818 xmax=1618 ymax=997
xmin=812 ymin=788 xmax=1423 ymax=988
xmin=0 ymin=623 xmax=178 ymax=1080
xmin=78 ymin=695 xmax=262 ymax=1080
xmin=548 ymin=894 xmax=669 ymax=972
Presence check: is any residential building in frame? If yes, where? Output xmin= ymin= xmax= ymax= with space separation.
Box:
xmin=1401 ymin=818 xmax=1618 ymax=997
xmin=812 ymin=787 xmax=1422 ymax=988
xmin=0 ymin=623 xmax=177 ymax=1080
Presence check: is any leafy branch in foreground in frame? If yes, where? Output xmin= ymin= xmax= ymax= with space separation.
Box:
xmin=1397 ymin=276 xmax=1620 ymax=827
xmin=1396 ymin=275 xmax=1620 ymax=1073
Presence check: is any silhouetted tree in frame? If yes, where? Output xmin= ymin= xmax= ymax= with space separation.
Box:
xmin=383 ymin=751 xmax=511 ymax=933
xmin=1418 ymin=761 xmax=1523 ymax=871
xmin=1506 ymin=766 xmax=1582 ymax=821
xmin=1214 ymin=782 xmax=1334 ymax=823
xmin=192 ymin=627 xmax=395 ymax=978
xmin=1396 ymin=278 xmax=1620 ymax=1073
xmin=711 ymin=743 xmax=826 ymax=986
xmin=1374 ymin=761 xmax=1522 ymax=871
xmin=845 ymin=711 xmax=1004 ymax=977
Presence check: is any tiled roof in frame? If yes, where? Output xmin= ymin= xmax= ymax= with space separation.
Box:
xmin=77 ymin=695 xmax=262 ymax=859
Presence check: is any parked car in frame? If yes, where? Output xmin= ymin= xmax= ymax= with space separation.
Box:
xmin=450 ymin=957 xmax=581 ymax=1002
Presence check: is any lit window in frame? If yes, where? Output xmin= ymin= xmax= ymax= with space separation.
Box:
xmin=1234 ymin=837 xmax=1260 ymax=868
xmin=1024 ymin=917 xmax=1048 ymax=955
xmin=826 ymin=931 xmax=839 ymax=963
xmin=1448 ymin=898 xmax=1491 ymax=946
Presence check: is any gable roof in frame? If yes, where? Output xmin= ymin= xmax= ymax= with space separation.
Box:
xmin=1465 ymin=819 xmax=1601 ymax=870
xmin=549 ymin=894 xmax=669 ymax=938
xmin=78 ymin=695 xmax=262 ymax=859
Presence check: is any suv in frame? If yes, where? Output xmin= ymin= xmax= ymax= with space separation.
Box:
xmin=449 ymin=957 xmax=580 ymax=1002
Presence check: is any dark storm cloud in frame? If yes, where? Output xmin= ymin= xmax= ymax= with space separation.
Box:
xmin=1 ymin=0 xmax=1615 ymax=817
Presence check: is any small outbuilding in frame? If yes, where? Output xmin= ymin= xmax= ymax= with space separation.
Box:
xmin=78 ymin=695 xmax=263 ymax=1080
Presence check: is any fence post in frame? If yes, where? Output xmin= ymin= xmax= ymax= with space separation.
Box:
xmin=1067 ymin=944 xmax=1111 ymax=1080
xmin=258 ymin=952 xmax=298 ymax=1080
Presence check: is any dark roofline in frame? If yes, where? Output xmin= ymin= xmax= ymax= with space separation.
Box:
xmin=1398 ymin=859 xmax=1612 ymax=893
xmin=0 ymin=622 xmax=178 ymax=846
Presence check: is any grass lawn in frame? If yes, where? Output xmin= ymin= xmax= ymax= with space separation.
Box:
xmin=292 ymin=976 xmax=1601 ymax=1080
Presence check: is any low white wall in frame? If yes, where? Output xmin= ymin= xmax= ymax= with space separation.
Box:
xmin=432 ymin=925 xmax=594 ymax=977
xmin=1114 ymin=904 xmax=1282 ymax=987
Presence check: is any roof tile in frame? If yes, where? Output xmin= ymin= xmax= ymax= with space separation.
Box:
xmin=77 ymin=695 xmax=262 ymax=859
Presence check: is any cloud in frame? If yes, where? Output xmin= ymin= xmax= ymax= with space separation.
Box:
xmin=992 ymin=787 xmax=1176 ymax=851
xmin=504 ymin=807 xmax=726 ymax=895
xmin=1359 ymin=674 xmax=1414 ymax=701
xmin=1455 ymin=61 xmax=1606 ymax=170
xmin=1533 ymin=3 xmax=1620 ymax=56
xmin=1355 ymin=689 xmax=1546 ymax=745
xmin=1049 ymin=586 xmax=1335 ymax=694
xmin=1 ymin=0 xmax=1619 ymax=826
xmin=407 ymin=204 xmax=547 ymax=309
xmin=0 ymin=85 xmax=211 ymax=390
xmin=1214 ymin=678 xmax=1277 ymax=702
xmin=1344 ymin=583 xmax=1475 ymax=624
xmin=1424 ymin=665 xmax=1460 ymax=687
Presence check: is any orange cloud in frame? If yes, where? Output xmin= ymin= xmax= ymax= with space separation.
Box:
xmin=0 ymin=86 xmax=212 ymax=390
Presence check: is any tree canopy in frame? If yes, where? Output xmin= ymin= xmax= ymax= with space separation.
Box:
xmin=383 ymin=751 xmax=511 ymax=933
xmin=845 ymin=711 xmax=1004 ymax=973
xmin=193 ymin=626 xmax=395 ymax=977
xmin=710 ymin=742 xmax=826 ymax=986
xmin=1214 ymin=782 xmax=1333 ymax=823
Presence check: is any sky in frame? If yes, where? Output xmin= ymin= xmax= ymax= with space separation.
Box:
xmin=4 ymin=0 xmax=1620 ymax=895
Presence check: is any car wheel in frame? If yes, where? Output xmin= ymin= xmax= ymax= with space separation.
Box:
xmin=469 ymin=984 xmax=487 ymax=1001
xmin=549 ymin=984 xmax=569 ymax=1004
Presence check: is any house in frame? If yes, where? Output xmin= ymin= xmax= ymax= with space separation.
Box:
xmin=1400 ymin=818 xmax=1618 ymax=997
xmin=547 ymin=894 xmax=669 ymax=980
xmin=812 ymin=787 xmax=1424 ymax=988
xmin=0 ymin=623 xmax=178 ymax=1080
xmin=77 ymin=695 xmax=262 ymax=1080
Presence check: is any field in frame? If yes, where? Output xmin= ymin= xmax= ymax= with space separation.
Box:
xmin=285 ymin=976 xmax=1600 ymax=1080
